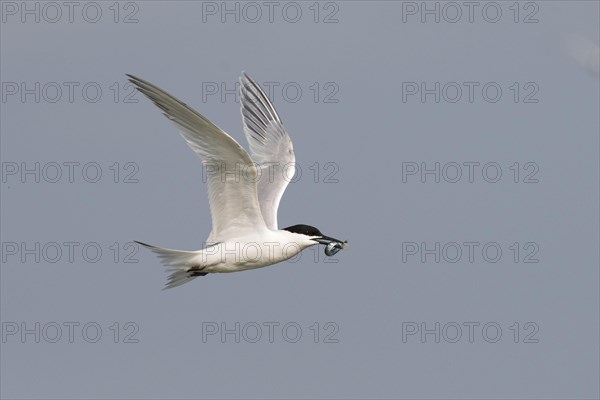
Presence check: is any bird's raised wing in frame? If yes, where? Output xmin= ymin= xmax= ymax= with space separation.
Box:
xmin=127 ymin=74 xmax=267 ymax=242
xmin=239 ymin=72 xmax=296 ymax=230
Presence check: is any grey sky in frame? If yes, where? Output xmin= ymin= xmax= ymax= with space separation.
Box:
xmin=1 ymin=1 xmax=599 ymax=399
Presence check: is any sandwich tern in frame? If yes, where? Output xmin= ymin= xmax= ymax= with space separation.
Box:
xmin=128 ymin=73 xmax=346 ymax=289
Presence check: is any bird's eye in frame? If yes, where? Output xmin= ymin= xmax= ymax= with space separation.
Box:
xmin=325 ymin=242 xmax=343 ymax=256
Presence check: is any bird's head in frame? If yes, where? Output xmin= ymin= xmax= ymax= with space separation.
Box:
xmin=282 ymin=224 xmax=347 ymax=256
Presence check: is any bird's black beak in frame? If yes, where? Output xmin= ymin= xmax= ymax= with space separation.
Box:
xmin=315 ymin=235 xmax=348 ymax=257
xmin=315 ymin=235 xmax=344 ymax=246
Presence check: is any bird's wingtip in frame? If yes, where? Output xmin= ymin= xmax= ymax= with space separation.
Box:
xmin=241 ymin=71 xmax=253 ymax=81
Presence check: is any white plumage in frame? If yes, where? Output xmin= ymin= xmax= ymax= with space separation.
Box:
xmin=128 ymin=73 xmax=345 ymax=289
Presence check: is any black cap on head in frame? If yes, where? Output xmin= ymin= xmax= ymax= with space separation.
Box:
xmin=282 ymin=224 xmax=323 ymax=237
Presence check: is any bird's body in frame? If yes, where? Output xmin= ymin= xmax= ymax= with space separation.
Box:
xmin=138 ymin=229 xmax=314 ymax=273
xmin=128 ymin=73 xmax=346 ymax=289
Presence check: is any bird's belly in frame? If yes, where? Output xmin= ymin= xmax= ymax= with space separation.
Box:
xmin=197 ymin=240 xmax=305 ymax=273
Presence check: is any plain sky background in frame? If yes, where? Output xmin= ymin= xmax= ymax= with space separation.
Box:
xmin=1 ymin=1 xmax=599 ymax=399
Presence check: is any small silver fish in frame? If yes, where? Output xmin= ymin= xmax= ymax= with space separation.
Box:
xmin=325 ymin=241 xmax=346 ymax=257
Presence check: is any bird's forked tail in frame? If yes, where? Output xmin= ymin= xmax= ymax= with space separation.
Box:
xmin=135 ymin=241 xmax=207 ymax=289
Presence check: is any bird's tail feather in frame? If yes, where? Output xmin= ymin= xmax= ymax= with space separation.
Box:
xmin=135 ymin=241 xmax=207 ymax=289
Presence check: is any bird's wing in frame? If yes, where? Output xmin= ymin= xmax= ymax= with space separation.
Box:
xmin=239 ymin=72 xmax=296 ymax=230
xmin=128 ymin=74 xmax=267 ymax=242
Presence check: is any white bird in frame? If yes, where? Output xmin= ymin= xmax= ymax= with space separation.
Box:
xmin=128 ymin=73 xmax=346 ymax=289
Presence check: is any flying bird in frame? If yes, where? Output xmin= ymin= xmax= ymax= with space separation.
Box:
xmin=128 ymin=73 xmax=346 ymax=289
